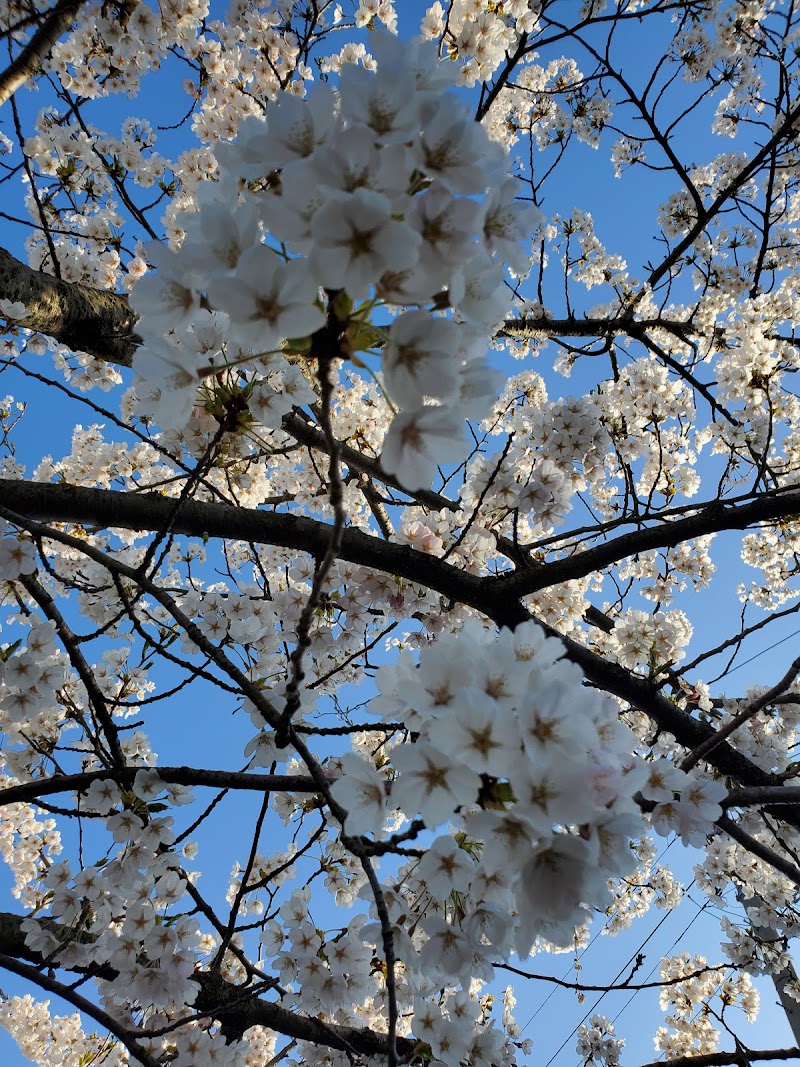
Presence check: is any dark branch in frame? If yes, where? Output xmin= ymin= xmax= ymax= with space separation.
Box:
xmin=500 ymin=314 xmax=698 ymax=341
xmin=0 ymin=767 xmax=322 ymax=808
xmin=1 ymin=479 xmax=795 ymax=823
xmin=0 ymin=909 xmax=416 ymax=1058
xmin=0 ymin=245 xmax=140 ymax=365
xmin=637 ymin=1049 xmax=800 ymax=1067
xmin=494 ymin=488 xmax=800 ymax=600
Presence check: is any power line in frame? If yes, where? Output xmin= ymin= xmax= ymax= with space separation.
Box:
xmin=519 ymin=921 xmax=608 ymax=1034
xmin=721 ymin=627 xmax=800 ymax=679
xmin=519 ymin=840 xmax=678 ymax=1037
xmin=541 ymin=881 xmax=697 ymax=1067
xmin=609 ymin=893 xmax=711 ymax=1032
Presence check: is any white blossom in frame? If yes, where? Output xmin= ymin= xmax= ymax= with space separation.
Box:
xmin=380 ymin=405 xmax=467 ymax=491
xmin=330 ymin=753 xmax=388 ymax=836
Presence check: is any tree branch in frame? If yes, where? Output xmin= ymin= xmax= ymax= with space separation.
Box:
xmin=0 ymin=478 xmax=490 ymax=612
xmin=282 ymin=412 xmax=456 ymax=513
xmin=500 ymin=314 xmax=698 ymax=342
xmin=0 ymin=909 xmax=416 ymax=1058
xmin=637 ymin=1049 xmax=800 ymax=1067
xmin=0 ymin=767 xmax=322 ymax=808
xmin=725 ymin=787 xmax=800 ymax=809
xmin=0 ymin=951 xmax=163 ymax=1067
xmin=0 ymin=248 xmax=709 ymax=373
xmin=0 ymin=0 xmax=85 ymax=105
xmin=0 ymin=245 xmax=140 ymax=365
xmin=493 ymin=488 xmax=800 ymax=600
xmin=1 ymin=480 xmax=795 ymax=823
xmin=715 ymin=814 xmax=800 ymax=887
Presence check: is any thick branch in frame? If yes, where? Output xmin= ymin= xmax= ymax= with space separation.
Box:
xmin=0 ymin=767 xmax=321 ymax=808
xmin=725 ymin=787 xmax=800 ymax=809
xmin=1 ymin=479 xmax=794 ymax=812
xmin=715 ymin=814 xmax=800 ymax=887
xmin=493 ymin=488 xmax=800 ymax=600
xmin=0 ymin=250 xmax=704 ymax=371
xmin=0 ymin=909 xmax=415 ymax=1058
xmin=0 ymin=477 xmax=490 ymax=609
xmin=9 ymin=480 xmax=800 ymax=630
xmin=0 ymin=0 xmax=85 ymax=105
xmin=0 ymin=245 xmax=140 ymax=364
xmin=500 ymin=314 xmax=697 ymax=341
xmin=10 ymin=476 xmax=798 ymax=645
xmin=637 ymin=1050 xmax=800 ymax=1067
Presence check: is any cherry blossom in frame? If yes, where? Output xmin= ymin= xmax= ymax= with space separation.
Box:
xmin=379 ymin=405 xmax=467 ymax=491
xmin=309 ymin=189 xmax=420 ymax=299
xmin=207 ymin=250 xmax=324 ymax=351
xmin=2 ymin=4 xmax=800 ymax=1066
xmin=329 ymin=752 xmax=388 ymax=836
xmin=382 ymin=310 xmax=461 ymax=407
xmin=391 ymin=740 xmax=482 ymax=827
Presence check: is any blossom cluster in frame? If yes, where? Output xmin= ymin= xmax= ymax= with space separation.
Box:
xmin=333 ymin=619 xmax=647 ymax=965
xmin=47 ymin=0 xmax=209 ymax=99
xmin=0 ymin=617 xmax=69 ymax=737
xmin=250 ymin=883 xmax=525 ymax=1067
xmin=605 ymin=834 xmax=684 ymax=934
xmin=461 ymin=389 xmax=611 ymax=538
xmin=642 ymin=757 xmax=727 ymax=847
xmin=0 ymin=791 xmax=61 ymax=910
xmin=0 ymin=995 xmax=129 ymax=1067
xmin=0 ymin=519 xmax=36 ymax=582
xmin=130 ymin=31 xmax=540 ymax=490
xmin=21 ymin=769 xmax=202 ymax=1019
xmin=655 ymin=952 xmax=758 ymax=1060
xmin=576 ymin=1014 xmax=624 ymax=1067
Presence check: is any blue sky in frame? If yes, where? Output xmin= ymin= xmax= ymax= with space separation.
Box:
xmin=2 ymin=1 xmax=800 ymax=1064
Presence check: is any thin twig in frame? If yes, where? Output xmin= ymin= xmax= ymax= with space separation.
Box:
xmin=278 ymin=323 xmax=347 ymax=744
xmin=683 ymin=654 xmax=800 ymax=772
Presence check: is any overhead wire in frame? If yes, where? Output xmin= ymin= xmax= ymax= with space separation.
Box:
xmin=518 ymin=839 xmax=678 ymax=1036
xmin=608 ymin=891 xmax=712 ymax=1031
xmin=533 ymin=875 xmax=730 ymax=1067
xmin=516 ymin=572 xmax=800 ymax=1060
xmin=564 ymin=892 xmax=712 ymax=1067
xmin=718 ymin=627 xmax=800 ymax=679
xmin=539 ymin=892 xmax=693 ymax=1067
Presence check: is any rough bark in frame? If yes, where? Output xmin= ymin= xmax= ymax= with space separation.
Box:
xmin=499 ymin=314 xmax=697 ymax=341
xmin=4 ymin=476 xmax=800 ymax=636
xmin=0 ymin=245 xmax=139 ymax=365
xmin=0 ymin=768 xmax=321 ymax=808
xmin=637 ymin=1051 xmax=800 ymax=1067
xmin=0 ymin=240 xmax=710 ymax=374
